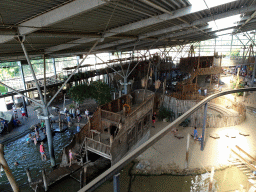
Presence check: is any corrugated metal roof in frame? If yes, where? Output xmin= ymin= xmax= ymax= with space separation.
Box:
xmin=0 ymin=0 xmax=255 ymax=61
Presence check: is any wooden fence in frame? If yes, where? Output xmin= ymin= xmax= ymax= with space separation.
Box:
xmin=161 ymin=94 xmax=246 ymax=128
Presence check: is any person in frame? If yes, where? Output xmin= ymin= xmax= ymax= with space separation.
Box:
xmin=171 ymin=128 xmax=178 ymax=136
xmin=14 ymin=162 xmax=19 ymax=166
xmin=12 ymin=105 xmax=18 ymax=119
xmin=67 ymin=114 xmax=71 ymax=128
xmin=21 ymin=107 xmax=27 ymax=122
xmin=71 ymin=108 xmax=76 ymax=120
xmin=33 ymin=136 xmax=37 ymax=145
xmin=41 ymin=120 xmax=45 ymax=129
xmin=69 ymin=149 xmax=78 ymax=167
xmin=85 ymin=109 xmax=89 ymax=118
xmin=40 ymin=142 xmax=47 ymax=161
xmin=198 ymin=88 xmax=201 ymax=95
xmin=64 ymin=107 xmax=68 ymax=116
xmin=26 ymin=134 xmax=32 ymax=144
xmin=35 ymin=126 xmax=39 ymax=139
xmin=77 ymin=124 xmax=80 ymax=133
xmin=204 ymin=88 xmax=207 ymax=96
xmin=194 ymin=127 xmax=198 ymax=140
xmin=152 ymin=112 xmax=156 ymax=128
xmin=76 ymin=108 xmax=80 ymax=122
xmin=197 ymin=135 xmax=202 ymax=142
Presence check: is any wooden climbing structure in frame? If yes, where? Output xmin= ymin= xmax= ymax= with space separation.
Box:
xmin=173 ymin=56 xmax=223 ymax=100
xmin=61 ymin=89 xmax=154 ymax=166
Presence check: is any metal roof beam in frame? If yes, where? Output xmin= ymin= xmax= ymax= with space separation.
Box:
xmin=44 ymin=0 xmax=238 ymax=54
xmin=113 ymin=5 xmax=256 ymax=50
xmin=0 ymin=0 xmax=107 ymax=44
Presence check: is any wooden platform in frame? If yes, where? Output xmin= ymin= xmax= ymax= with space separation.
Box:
xmin=30 ymin=164 xmax=82 ymax=190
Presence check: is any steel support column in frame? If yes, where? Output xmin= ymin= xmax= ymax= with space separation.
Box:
xmin=18 ymin=61 xmax=29 ymax=106
xmin=52 ymin=58 xmax=57 ymax=79
xmin=113 ymin=173 xmax=120 ymax=192
xmin=201 ymin=103 xmax=208 ymax=151
xmin=123 ymin=76 xmax=128 ymax=95
xmin=19 ymin=37 xmax=56 ymax=167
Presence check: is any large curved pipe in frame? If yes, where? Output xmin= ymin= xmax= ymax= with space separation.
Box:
xmin=79 ymin=87 xmax=256 ymax=192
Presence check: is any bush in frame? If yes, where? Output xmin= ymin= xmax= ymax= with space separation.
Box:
xmin=158 ymin=106 xmax=175 ymax=120
xmin=178 ymin=112 xmax=191 ymax=127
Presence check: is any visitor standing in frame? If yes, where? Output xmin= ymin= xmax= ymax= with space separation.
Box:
xmin=67 ymin=114 xmax=71 ymax=128
xmin=12 ymin=105 xmax=18 ymax=119
xmin=71 ymin=108 xmax=75 ymax=119
xmin=194 ymin=127 xmax=198 ymax=140
xmin=76 ymin=108 xmax=80 ymax=122
xmin=198 ymin=88 xmax=201 ymax=95
xmin=152 ymin=112 xmax=156 ymax=128
xmin=64 ymin=107 xmax=68 ymax=116
xmin=77 ymin=124 xmax=80 ymax=133
xmin=21 ymin=107 xmax=27 ymax=122
xmin=204 ymin=88 xmax=207 ymax=96
xmin=69 ymin=149 xmax=78 ymax=167
xmin=40 ymin=142 xmax=47 ymax=161
xmin=85 ymin=109 xmax=89 ymax=118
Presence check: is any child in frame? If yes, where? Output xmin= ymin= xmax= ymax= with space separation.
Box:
xmin=12 ymin=105 xmax=18 ymax=119
xmin=69 ymin=149 xmax=78 ymax=167
xmin=77 ymin=124 xmax=80 ymax=133
xmin=33 ymin=136 xmax=37 ymax=145
xmin=152 ymin=112 xmax=156 ymax=128
xmin=76 ymin=108 xmax=80 ymax=122
xmin=67 ymin=115 xmax=71 ymax=128
xmin=194 ymin=127 xmax=198 ymax=140
xmin=26 ymin=134 xmax=32 ymax=144
xmin=40 ymin=142 xmax=47 ymax=161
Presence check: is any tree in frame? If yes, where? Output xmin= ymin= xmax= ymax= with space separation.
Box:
xmin=68 ymin=81 xmax=112 ymax=105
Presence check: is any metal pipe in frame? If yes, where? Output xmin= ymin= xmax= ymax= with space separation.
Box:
xmin=43 ymin=54 xmax=47 ymax=105
xmin=0 ymin=81 xmax=44 ymax=107
xmin=47 ymin=40 xmax=99 ymax=108
xmin=201 ymin=102 xmax=208 ymax=151
xmin=113 ymin=173 xmax=120 ymax=192
xmin=19 ymin=39 xmax=45 ymax=105
xmin=18 ymin=61 xmax=29 ymax=105
xmin=138 ymin=0 xmax=173 ymax=15
xmin=0 ymin=144 xmax=19 ymax=192
xmin=94 ymin=54 xmax=124 ymax=78
xmin=52 ymin=58 xmax=57 ymax=79
xmin=79 ymin=87 xmax=256 ymax=192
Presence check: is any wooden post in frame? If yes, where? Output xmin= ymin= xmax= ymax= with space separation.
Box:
xmin=209 ymin=167 xmax=215 ymax=191
xmin=210 ymin=74 xmax=212 ymax=86
xmin=42 ymin=169 xmax=48 ymax=191
xmin=0 ymin=144 xmax=19 ymax=192
xmin=118 ymin=99 xmax=120 ymax=112
xmin=26 ymin=168 xmax=32 ymax=184
xmin=84 ymin=166 xmax=87 ymax=185
xmin=108 ymin=103 xmax=112 ymax=112
xmin=185 ymin=133 xmax=190 ymax=169
xmin=80 ymin=170 xmax=84 ymax=189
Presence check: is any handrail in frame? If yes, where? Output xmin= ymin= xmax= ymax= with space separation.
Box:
xmin=86 ymin=138 xmax=111 ymax=148
xmin=235 ymin=145 xmax=256 ymax=162
xmin=79 ymin=87 xmax=256 ymax=192
xmin=231 ymin=149 xmax=256 ymax=171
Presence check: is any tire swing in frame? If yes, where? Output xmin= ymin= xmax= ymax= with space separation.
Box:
xmin=123 ymin=104 xmax=131 ymax=115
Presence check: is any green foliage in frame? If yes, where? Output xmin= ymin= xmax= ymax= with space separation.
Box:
xmin=0 ymin=85 xmax=7 ymax=94
xmin=231 ymin=82 xmax=245 ymax=96
xmin=178 ymin=113 xmax=191 ymax=127
xmin=158 ymin=106 xmax=175 ymax=120
xmin=68 ymin=81 xmax=112 ymax=105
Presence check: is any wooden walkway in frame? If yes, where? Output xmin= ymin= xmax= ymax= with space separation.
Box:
xmin=30 ymin=164 xmax=82 ymax=191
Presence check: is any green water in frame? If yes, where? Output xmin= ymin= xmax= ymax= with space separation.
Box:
xmin=49 ymin=163 xmax=249 ymax=192
xmin=0 ymin=130 xmax=73 ymax=191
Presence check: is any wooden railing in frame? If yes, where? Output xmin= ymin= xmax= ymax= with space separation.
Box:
xmin=101 ymin=110 xmax=122 ymax=122
xmin=86 ymin=138 xmax=111 ymax=159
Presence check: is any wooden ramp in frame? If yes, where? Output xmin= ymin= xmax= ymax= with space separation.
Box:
xmin=30 ymin=164 xmax=82 ymax=191
xmin=230 ymin=145 xmax=256 ymax=180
